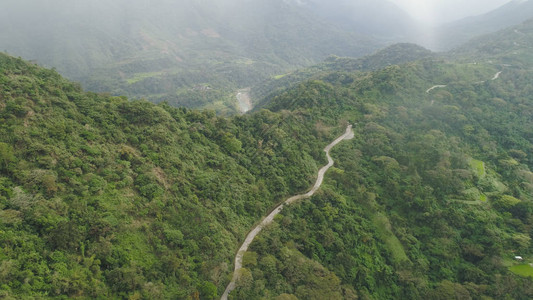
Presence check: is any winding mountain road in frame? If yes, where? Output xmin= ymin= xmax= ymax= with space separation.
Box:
xmin=221 ymin=124 xmax=354 ymax=300
xmin=426 ymin=70 xmax=503 ymax=95
xmin=426 ymin=85 xmax=447 ymax=93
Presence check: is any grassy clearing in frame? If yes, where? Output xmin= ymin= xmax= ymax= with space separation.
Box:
xmin=374 ymin=213 xmax=409 ymax=264
xmin=126 ymin=71 xmax=166 ymax=84
xmin=462 ymin=187 xmax=487 ymax=202
xmin=509 ymin=264 xmax=533 ymax=278
xmin=234 ymin=58 xmax=254 ymax=65
xmin=273 ymin=74 xmax=288 ymax=80
xmin=469 ymin=159 xmax=486 ymax=177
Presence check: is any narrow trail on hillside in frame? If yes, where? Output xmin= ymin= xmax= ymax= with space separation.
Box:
xmin=221 ymin=125 xmax=355 ymax=300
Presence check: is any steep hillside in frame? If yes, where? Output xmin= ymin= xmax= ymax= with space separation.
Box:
xmin=452 ymin=18 xmax=533 ymax=67
xmin=231 ymin=55 xmax=533 ymax=298
xmin=0 ymin=53 xmax=336 ymax=298
xmin=0 ymin=0 xmax=380 ymax=113
xmin=3 ymin=18 xmax=533 ymax=298
xmin=424 ymin=0 xmax=533 ymax=50
xmin=251 ymin=43 xmax=434 ymax=109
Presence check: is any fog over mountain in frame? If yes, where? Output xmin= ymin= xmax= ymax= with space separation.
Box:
xmin=415 ymin=0 xmax=533 ymax=50
xmin=287 ymin=0 xmax=419 ymax=38
xmin=0 ymin=0 xmax=385 ymax=112
xmin=1 ymin=0 xmax=533 ymax=111
xmin=390 ymin=0 xmax=513 ymax=24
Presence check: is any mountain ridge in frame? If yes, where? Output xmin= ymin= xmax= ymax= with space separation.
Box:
xmin=421 ymin=0 xmax=533 ymax=50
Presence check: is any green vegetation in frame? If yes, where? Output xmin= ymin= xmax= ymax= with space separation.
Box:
xmin=470 ymin=159 xmax=486 ymax=177
xmin=230 ymin=24 xmax=533 ymax=297
xmin=126 ymin=71 xmax=168 ymax=85
xmin=252 ymin=43 xmax=433 ymax=109
xmin=0 ymin=0 xmax=382 ymax=113
xmin=509 ymin=264 xmax=533 ymax=278
xmin=2 ymin=18 xmax=533 ymax=299
xmin=0 ymin=53 xmax=331 ymax=298
xmin=373 ymin=212 xmax=409 ymax=264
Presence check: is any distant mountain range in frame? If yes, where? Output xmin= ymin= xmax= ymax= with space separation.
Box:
xmin=1 ymin=0 xmax=533 ymax=111
xmin=0 ymin=0 xmax=383 ymax=112
xmin=420 ymin=0 xmax=533 ymax=50
xmin=251 ymin=43 xmax=435 ymax=108
xmin=293 ymin=0 xmax=419 ymax=39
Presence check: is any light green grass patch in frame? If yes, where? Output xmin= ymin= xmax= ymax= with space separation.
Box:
xmin=273 ymin=74 xmax=288 ymax=80
xmin=117 ymin=231 xmax=157 ymax=269
xmin=374 ymin=213 xmax=409 ymax=264
xmin=462 ymin=187 xmax=486 ymax=202
xmin=469 ymin=159 xmax=486 ymax=177
xmin=235 ymin=58 xmax=254 ymax=65
xmin=127 ymin=71 xmax=166 ymax=84
xmin=509 ymin=264 xmax=533 ymax=278
xmin=479 ymin=194 xmax=487 ymax=202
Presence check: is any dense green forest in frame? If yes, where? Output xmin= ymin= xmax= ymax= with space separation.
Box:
xmin=251 ymin=43 xmax=434 ymax=110
xmin=2 ymin=19 xmax=533 ymax=299
xmin=231 ymin=60 xmax=533 ymax=299
xmin=0 ymin=53 xmax=336 ymax=298
xmin=231 ymin=21 xmax=533 ymax=298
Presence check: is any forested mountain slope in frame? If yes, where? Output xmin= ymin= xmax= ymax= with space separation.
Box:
xmin=0 ymin=53 xmax=336 ymax=298
xmin=452 ymin=18 xmax=533 ymax=67
xmin=236 ymin=68 xmax=533 ymax=299
xmin=251 ymin=43 xmax=434 ymax=110
xmin=229 ymin=33 xmax=533 ymax=298
xmin=0 ymin=0 xmax=380 ymax=113
xmin=2 ymin=20 xmax=533 ymax=299
xmin=426 ymin=0 xmax=533 ymax=51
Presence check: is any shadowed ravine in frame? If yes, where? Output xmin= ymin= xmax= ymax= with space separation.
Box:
xmin=221 ymin=124 xmax=355 ymax=300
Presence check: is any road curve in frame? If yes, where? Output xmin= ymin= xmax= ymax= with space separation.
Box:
xmin=426 ymin=85 xmax=447 ymax=93
xmin=426 ymin=70 xmax=503 ymax=94
xmin=221 ymin=125 xmax=354 ymax=300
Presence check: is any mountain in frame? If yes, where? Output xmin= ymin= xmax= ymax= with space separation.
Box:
xmin=2 ymin=23 xmax=533 ymax=297
xmin=299 ymin=0 xmax=419 ymax=39
xmin=238 ymin=47 xmax=533 ymax=300
xmin=451 ymin=18 xmax=533 ymax=67
xmin=251 ymin=43 xmax=435 ymax=109
xmin=0 ymin=52 xmax=330 ymax=298
xmin=0 ymin=0 xmax=382 ymax=113
xmin=423 ymin=0 xmax=533 ymax=50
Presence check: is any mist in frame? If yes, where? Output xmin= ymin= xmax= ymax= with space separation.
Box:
xmin=1 ymin=0 xmax=531 ymax=112
xmin=389 ymin=0 xmax=513 ymax=25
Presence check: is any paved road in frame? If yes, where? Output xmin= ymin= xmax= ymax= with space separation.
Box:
xmin=221 ymin=124 xmax=354 ymax=300
xmin=426 ymin=70 xmax=503 ymax=94
xmin=426 ymin=85 xmax=447 ymax=93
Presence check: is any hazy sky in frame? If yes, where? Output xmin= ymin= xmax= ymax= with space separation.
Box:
xmin=389 ymin=0 xmax=513 ymax=24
